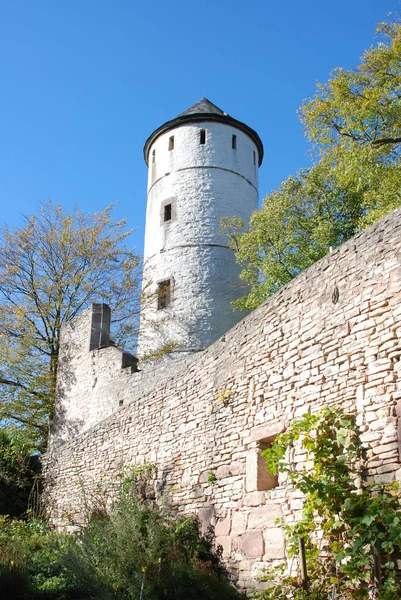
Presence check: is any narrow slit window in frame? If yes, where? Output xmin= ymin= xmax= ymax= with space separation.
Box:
xmin=164 ymin=203 xmax=172 ymax=222
xmin=152 ymin=149 xmax=156 ymax=164
xmin=232 ymin=134 xmax=237 ymax=149
xmin=157 ymin=280 xmax=171 ymax=310
xmin=200 ymin=129 xmax=206 ymax=145
xmin=169 ymin=136 xmax=174 ymax=151
xmin=253 ymin=150 xmax=256 ymax=165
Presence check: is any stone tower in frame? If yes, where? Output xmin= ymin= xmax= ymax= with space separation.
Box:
xmin=138 ymin=98 xmax=263 ymax=358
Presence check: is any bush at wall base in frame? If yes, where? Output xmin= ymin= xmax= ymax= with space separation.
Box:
xmin=0 ymin=496 xmax=245 ymax=600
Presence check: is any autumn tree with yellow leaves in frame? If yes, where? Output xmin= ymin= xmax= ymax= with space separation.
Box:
xmin=0 ymin=202 xmax=142 ymax=449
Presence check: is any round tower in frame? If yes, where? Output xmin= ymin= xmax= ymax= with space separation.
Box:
xmin=138 ymin=98 xmax=263 ymax=359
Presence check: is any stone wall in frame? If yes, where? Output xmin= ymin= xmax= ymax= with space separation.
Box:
xmin=45 ymin=208 xmax=401 ymax=589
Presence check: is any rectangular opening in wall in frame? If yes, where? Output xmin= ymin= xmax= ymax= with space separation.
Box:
xmin=253 ymin=150 xmax=256 ymax=165
xmin=257 ymin=439 xmax=279 ymax=491
xmin=152 ymin=149 xmax=156 ymax=164
xmin=200 ymin=129 xmax=206 ymax=145
xmin=164 ymin=203 xmax=172 ymax=222
xmin=169 ymin=136 xmax=174 ymax=151
xmin=232 ymin=134 xmax=237 ymax=149
xmin=247 ymin=435 xmax=280 ymax=493
xmin=157 ymin=279 xmax=171 ymax=310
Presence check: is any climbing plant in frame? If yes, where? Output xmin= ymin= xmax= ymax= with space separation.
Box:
xmin=254 ymin=407 xmax=401 ymax=599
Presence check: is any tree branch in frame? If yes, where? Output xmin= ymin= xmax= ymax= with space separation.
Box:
xmin=0 ymin=377 xmax=41 ymax=396
xmin=1 ymin=412 xmax=45 ymax=430
xmin=371 ymin=136 xmax=401 ymax=147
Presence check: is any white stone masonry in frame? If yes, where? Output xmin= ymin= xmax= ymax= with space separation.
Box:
xmin=138 ymin=115 xmax=260 ymax=357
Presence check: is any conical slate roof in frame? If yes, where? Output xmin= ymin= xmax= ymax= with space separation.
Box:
xmin=143 ymin=98 xmax=263 ymax=166
xmin=177 ymin=98 xmax=227 ymax=117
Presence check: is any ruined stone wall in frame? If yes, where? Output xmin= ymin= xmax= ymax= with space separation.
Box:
xmin=45 ymin=208 xmax=401 ymax=589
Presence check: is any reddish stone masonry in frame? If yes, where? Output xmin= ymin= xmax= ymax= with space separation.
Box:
xmin=44 ymin=207 xmax=401 ymax=590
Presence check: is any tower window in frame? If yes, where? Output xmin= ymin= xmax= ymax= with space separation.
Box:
xmin=164 ymin=203 xmax=172 ymax=222
xmin=253 ymin=151 xmax=256 ymax=165
xmin=152 ymin=149 xmax=156 ymax=164
xmin=169 ymin=136 xmax=174 ymax=151
xmin=232 ymin=134 xmax=237 ymax=149
xmin=200 ymin=129 xmax=206 ymax=145
xmin=157 ymin=280 xmax=171 ymax=310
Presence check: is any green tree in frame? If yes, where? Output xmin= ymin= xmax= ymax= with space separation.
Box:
xmin=300 ymin=17 xmax=401 ymax=227
xmin=222 ymin=163 xmax=363 ymax=310
xmin=224 ymin=15 xmax=401 ymax=310
xmin=0 ymin=201 xmax=142 ymax=449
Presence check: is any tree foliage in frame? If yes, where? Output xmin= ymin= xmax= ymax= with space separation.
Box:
xmin=255 ymin=408 xmax=401 ymax=600
xmin=224 ymin=15 xmax=401 ymax=310
xmin=300 ymin=17 xmax=401 ymax=227
xmin=0 ymin=201 xmax=141 ymax=448
xmin=221 ymin=163 xmax=363 ymax=309
xmin=0 ymin=428 xmax=37 ymax=517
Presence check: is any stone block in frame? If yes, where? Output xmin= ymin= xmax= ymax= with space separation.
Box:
xmin=248 ymin=503 xmax=283 ymax=530
xmin=240 ymin=530 xmax=264 ymax=559
xmin=215 ymin=516 xmax=231 ymax=537
xmin=375 ymin=472 xmax=396 ymax=484
xmin=199 ymin=471 xmax=210 ymax=483
xmin=198 ymin=507 xmax=215 ymax=533
xmin=263 ymin=527 xmax=285 ymax=558
xmin=376 ymin=463 xmax=399 ymax=474
xmin=243 ymin=491 xmax=266 ymax=506
xmin=230 ymin=461 xmax=246 ymax=475
xmin=216 ymin=465 xmax=232 ymax=479
xmin=215 ymin=461 xmax=244 ymax=479
xmin=215 ymin=535 xmax=232 ymax=557
xmin=247 ymin=421 xmax=285 ymax=443
xmin=231 ymin=511 xmax=247 ymax=535
xmin=190 ymin=486 xmax=204 ymax=498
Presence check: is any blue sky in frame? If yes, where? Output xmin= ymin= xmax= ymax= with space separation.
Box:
xmin=0 ymin=0 xmax=399 ymax=252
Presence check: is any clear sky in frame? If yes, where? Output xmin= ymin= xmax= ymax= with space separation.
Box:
xmin=0 ymin=0 xmax=399 ymax=252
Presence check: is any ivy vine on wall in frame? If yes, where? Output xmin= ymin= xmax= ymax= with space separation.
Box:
xmin=255 ymin=407 xmax=401 ymax=600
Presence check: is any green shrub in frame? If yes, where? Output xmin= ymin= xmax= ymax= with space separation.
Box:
xmin=0 ymin=516 xmax=72 ymax=599
xmin=63 ymin=492 xmax=243 ymax=599
xmin=0 ymin=563 xmax=33 ymax=600
xmin=0 ymin=493 xmax=244 ymax=600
